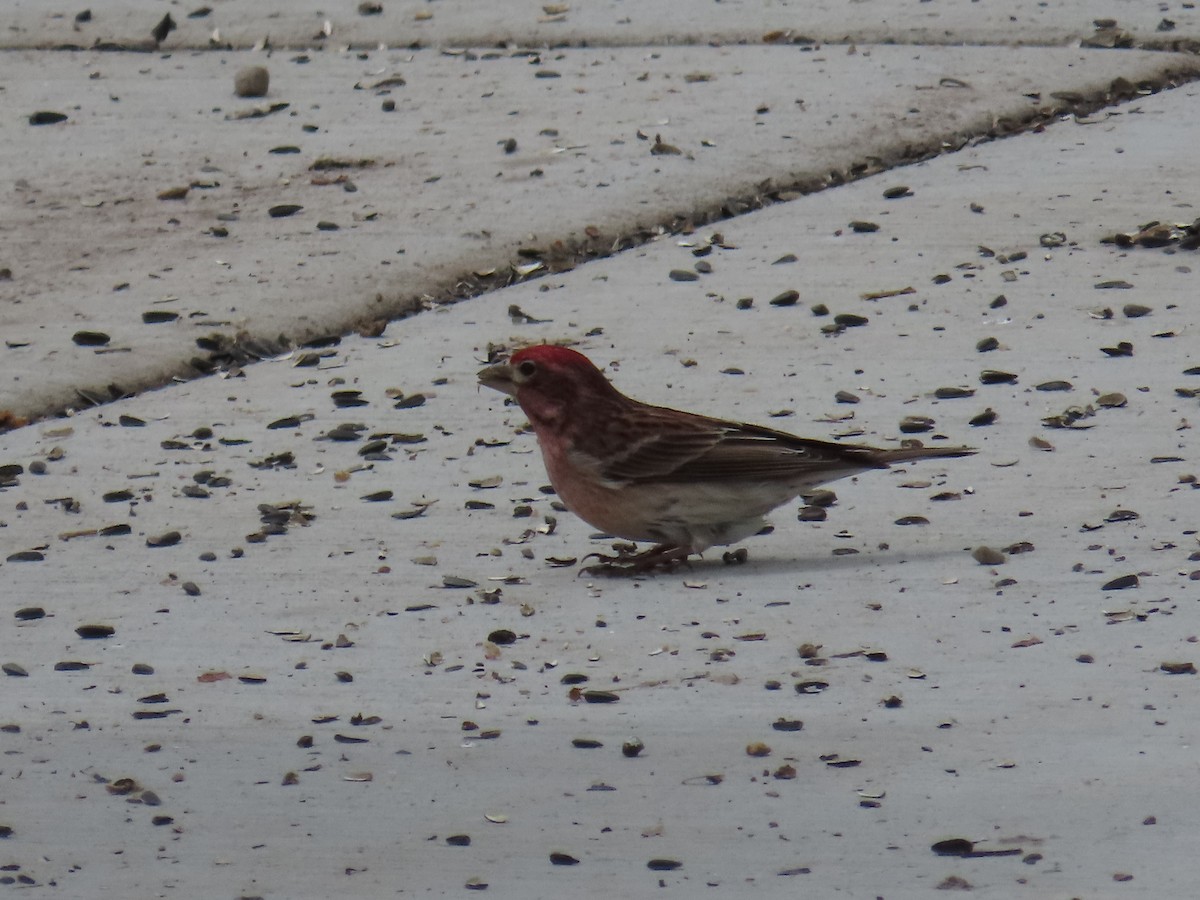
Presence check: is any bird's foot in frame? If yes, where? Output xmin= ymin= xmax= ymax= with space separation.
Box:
xmin=579 ymin=543 xmax=692 ymax=576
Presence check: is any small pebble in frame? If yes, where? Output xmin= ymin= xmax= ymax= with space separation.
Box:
xmin=972 ymin=546 xmax=1007 ymax=565
xmin=234 ymin=66 xmax=270 ymax=98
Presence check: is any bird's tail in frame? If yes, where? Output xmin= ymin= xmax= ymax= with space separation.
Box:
xmin=873 ymin=444 xmax=976 ymax=465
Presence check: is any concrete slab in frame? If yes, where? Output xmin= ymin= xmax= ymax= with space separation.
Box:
xmin=3 ymin=45 xmax=1195 ymax=421
xmin=2 ymin=80 xmax=1197 ymax=896
xmin=7 ymin=0 xmax=1200 ymax=50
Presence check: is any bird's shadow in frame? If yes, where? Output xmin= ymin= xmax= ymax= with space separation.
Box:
xmin=581 ymin=542 xmax=969 ymax=579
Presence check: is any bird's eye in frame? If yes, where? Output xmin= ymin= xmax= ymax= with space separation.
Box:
xmin=516 ymin=359 xmax=538 ymax=379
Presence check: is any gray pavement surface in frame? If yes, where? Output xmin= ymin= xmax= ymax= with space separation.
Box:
xmin=6 ymin=44 xmax=1193 ymax=421
xmin=2 ymin=2 xmax=1199 ymax=898
xmin=6 ymin=1 xmax=1200 ymax=49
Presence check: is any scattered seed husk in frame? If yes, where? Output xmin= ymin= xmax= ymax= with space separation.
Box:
xmin=75 ymin=624 xmax=114 ymax=639
xmin=934 ymin=386 xmax=974 ymax=399
xmin=1160 ymin=661 xmax=1196 ymax=675
xmin=824 ymin=756 xmax=861 ymax=768
xmin=970 ymin=408 xmax=997 ymax=427
xmin=650 ymin=134 xmax=681 ymax=155
xmin=932 ymin=838 xmax=975 ymax=857
xmin=72 ymin=330 xmax=110 ymax=347
xmin=899 ymin=415 xmax=934 ymax=433
xmin=7 ymin=550 xmax=45 ymax=562
xmin=860 ymin=286 xmax=914 ymax=301
xmin=770 ymin=290 xmax=800 ymax=307
xmin=582 ymin=690 xmax=619 ymax=704
xmin=834 ymin=313 xmax=868 ymax=327
xmin=976 ymin=336 xmax=999 ymax=353
xmin=647 ymin=859 xmax=682 ymax=871
xmin=29 ymin=111 xmax=68 ymax=126
xmin=1105 ymin=509 xmax=1139 ymax=522
xmin=980 ymin=369 xmax=1018 ymax=385
xmin=146 ymin=530 xmax=181 ymax=547
xmin=1102 ymin=574 xmax=1139 ymax=590
xmin=394 ymin=393 xmax=426 ymax=409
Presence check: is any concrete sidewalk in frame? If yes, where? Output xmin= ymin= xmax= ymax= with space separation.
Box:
xmin=7 ymin=0 xmax=1200 ymax=50
xmin=5 ymin=43 xmax=1193 ymax=421
xmin=2 ymin=3 xmax=1199 ymax=897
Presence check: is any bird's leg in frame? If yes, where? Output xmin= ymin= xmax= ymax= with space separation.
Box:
xmin=580 ymin=543 xmax=692 ymax=576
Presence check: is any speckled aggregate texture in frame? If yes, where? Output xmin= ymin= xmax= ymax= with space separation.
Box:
xmin=6 ymin=43 xmax=1193 ymax=420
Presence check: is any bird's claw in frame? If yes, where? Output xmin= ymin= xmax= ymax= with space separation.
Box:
xmin=579 ymin=542 xmax=641 ymax=567
xmin=578 ymin=543 xmax=692 ymax=576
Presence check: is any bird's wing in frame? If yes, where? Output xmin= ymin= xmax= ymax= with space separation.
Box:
xmin=596 ymin=406 xmax=888 ymax=484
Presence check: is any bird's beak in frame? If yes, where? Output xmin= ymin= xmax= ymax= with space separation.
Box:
xmin=477 ymin=362 xmax=518 ymax=397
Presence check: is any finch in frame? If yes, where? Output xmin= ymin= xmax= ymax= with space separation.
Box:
xmin=478 ymin=344 xmax=974 ymax=573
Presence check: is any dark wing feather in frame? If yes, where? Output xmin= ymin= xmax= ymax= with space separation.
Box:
xmin=598 ymin=405 xmax=892 ymax=484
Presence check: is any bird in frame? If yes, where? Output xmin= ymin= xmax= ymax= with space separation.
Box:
xmin=478 ymin=344 xmax=974 ymax=573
